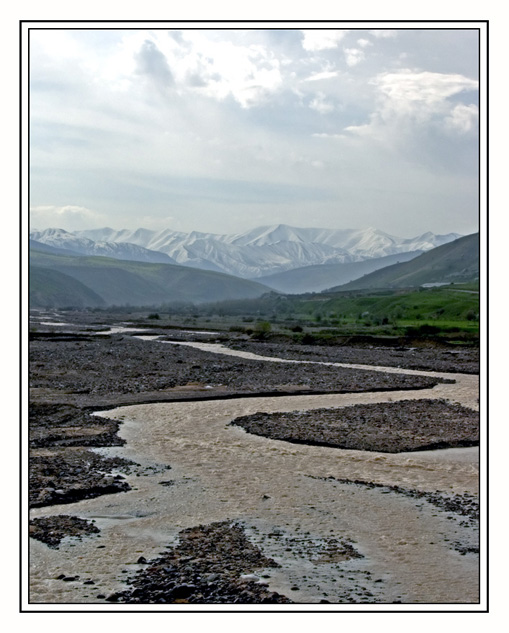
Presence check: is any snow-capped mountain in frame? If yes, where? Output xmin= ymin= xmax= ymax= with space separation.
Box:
xmin=34 ymin=225 xmax=461 ymax=278
xmin=30 ymin=228 xmax=176 ymax=264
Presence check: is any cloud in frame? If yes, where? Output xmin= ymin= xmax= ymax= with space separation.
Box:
xmin=162 ymin=33 xmax=284 ymax=108
xmin=312 ymin=133 xmax=344 ymax=139
xmin=30 ymin=205 xmax=107 ymax=232
xmin=304 ymin=70 xmax=339 ymax=82
xmin=369 ymin=30 xmax=397 ymax=39
xmin=444 ymin=103 xmax=479 ymax=133
xmin=309 ymin=92 xmax=334 ymax=114
xmin=28 ymin=28 xmax=480 ymax=237
xmin=375 ymin=70 xmax=478 ymax=111
xmin=134 ymin=39 xmax=174 ymax=89
xmin=344 ymin=70 xmax=479 ymax=138
xmin=301 ymin=30 xmax=348 ymax=51
xmin=344 ymin=48 xmax=366 ymax=67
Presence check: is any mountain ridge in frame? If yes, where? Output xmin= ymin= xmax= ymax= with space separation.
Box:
xmin=30 ymin=228 xmax=177 ymax=264
xmin=31 ymin=225 xmax=461 ymax=279
xmin=330 ymin=233 xmax=479 ymax=291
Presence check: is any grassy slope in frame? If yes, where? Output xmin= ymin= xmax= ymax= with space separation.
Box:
xmin=30 ymin=266 xmax=106 ymax=308
xmin=30 ymin=250 xmax=272 ymax=306
xmin=333 ymin=233 xmax=479 ymax=291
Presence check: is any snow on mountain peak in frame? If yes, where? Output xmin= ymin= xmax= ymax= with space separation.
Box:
xmin=31 ymin=224 xmax=462 ymax=279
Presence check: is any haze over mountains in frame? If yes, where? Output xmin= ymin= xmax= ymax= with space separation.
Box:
xmin=31 ymin=225 xmax=460 ymax=280
xmin=257 ymin=251 xmax=422 ymax=294
xmin=29 ymin=224 xmax=477 ymax=308
xmin=29 ymin=251 xmax=271 ymax=308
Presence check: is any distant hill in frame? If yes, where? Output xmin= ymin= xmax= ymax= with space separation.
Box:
xmin=30 ymin=266 xmax=106 ymax=308
xmin=331 ymin=233 xmax=479 ymax=291
xmin=257 ymin=251 xmax=422 ymax=294
xmin=29 ymin=248 xmax=273 ymax=307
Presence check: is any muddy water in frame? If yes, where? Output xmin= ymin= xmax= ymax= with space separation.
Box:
xmin=29 ymin=345 xmax=480 ymax=607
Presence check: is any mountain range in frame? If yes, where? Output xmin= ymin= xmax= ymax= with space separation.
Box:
xmin=30 ymin=229 xmax=176 ymax=264
xmin=30 ymin=225 xmax=460 ymax=280
xmin=29 ymin=225 xmax=477 ymax=308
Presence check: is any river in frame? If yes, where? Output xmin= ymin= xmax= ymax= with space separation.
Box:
xmin=29 ymin=337 xmax=481 ymax=608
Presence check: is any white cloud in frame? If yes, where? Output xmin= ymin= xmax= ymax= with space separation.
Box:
xmin=344 ymin=70 xmax=479 ymax=138
xmin=375 ymin=70 xmax=478 ymax=112
xmin=369 ymin=30 xmax=397 ymax=39
xmin=172 ymin=34 xmax=283 ymax=108
xmin=301 ymin=29 xmax=348 ymax=51
xmin=344 ymin=48 xmax=365 ymax=67
xmin=30 ymin=205 xmax=107 ymax=232
xmin=445 ymin=103 xmax=479 ymax=133
xmin=309 ymin=92 xmax=334 ymax=114
xmin=304 ymin=70 xmax=339 ymax=82
xmin=61 ymin=30 xmax=286 ymax=110
xmin=312 ymin=133 xmax=344 ymax=140
xmin=28 ymin=28 xmax=480 ymax=237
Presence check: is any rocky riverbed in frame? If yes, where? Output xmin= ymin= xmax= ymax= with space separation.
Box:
xmin=28 ymin=310 xmax=481 ymax=606
xmin=106 ymin=521 xmax=293 ymax=604
xmin=230 ymin=399 xmax=479 ymax=453
xmin=28 ymin=327 xmax=458 ymax=514
xmin=226 ymin=340 xmax=480 ymax=374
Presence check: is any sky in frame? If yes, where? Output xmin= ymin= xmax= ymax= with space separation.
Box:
xmin=29 ymin=24 xmax=481 ymax=238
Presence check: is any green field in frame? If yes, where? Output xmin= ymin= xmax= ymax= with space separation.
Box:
xmin=102 ymin=282 xmax=479 ymax=345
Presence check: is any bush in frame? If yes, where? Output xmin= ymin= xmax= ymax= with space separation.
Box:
xmin=251 ymin=320 xmax=272 ymax=340
xmin=405 ymin=324 xmax=441 ymax=337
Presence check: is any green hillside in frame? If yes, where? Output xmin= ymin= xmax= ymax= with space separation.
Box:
xmin=333 ymin=233 xmax=479 ymax=291
xmin=30 ymin=266 xmax=106 ymax=308
xmin=29 ymin=249 xmax=272 ymax=307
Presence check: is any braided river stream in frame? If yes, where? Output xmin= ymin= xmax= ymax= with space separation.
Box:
xmin=29 ymin=338 xmax=481 ymax=608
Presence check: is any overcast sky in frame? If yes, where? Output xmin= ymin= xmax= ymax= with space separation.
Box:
xmin=29 ymin=25 xmax=480 ymax=238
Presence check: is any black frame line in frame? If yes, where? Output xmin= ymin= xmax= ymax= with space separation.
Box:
xmin=20 ymin=18 xmax=488 ymax=615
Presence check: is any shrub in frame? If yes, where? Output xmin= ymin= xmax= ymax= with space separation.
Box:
xmin=251 ymin=320 xmax=272 ymax=340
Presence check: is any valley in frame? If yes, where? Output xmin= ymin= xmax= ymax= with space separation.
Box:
xmin=25 ymin=22 xmax=484 ymax=613
xmin=26 ymin=223 xmax=481 ymax=608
